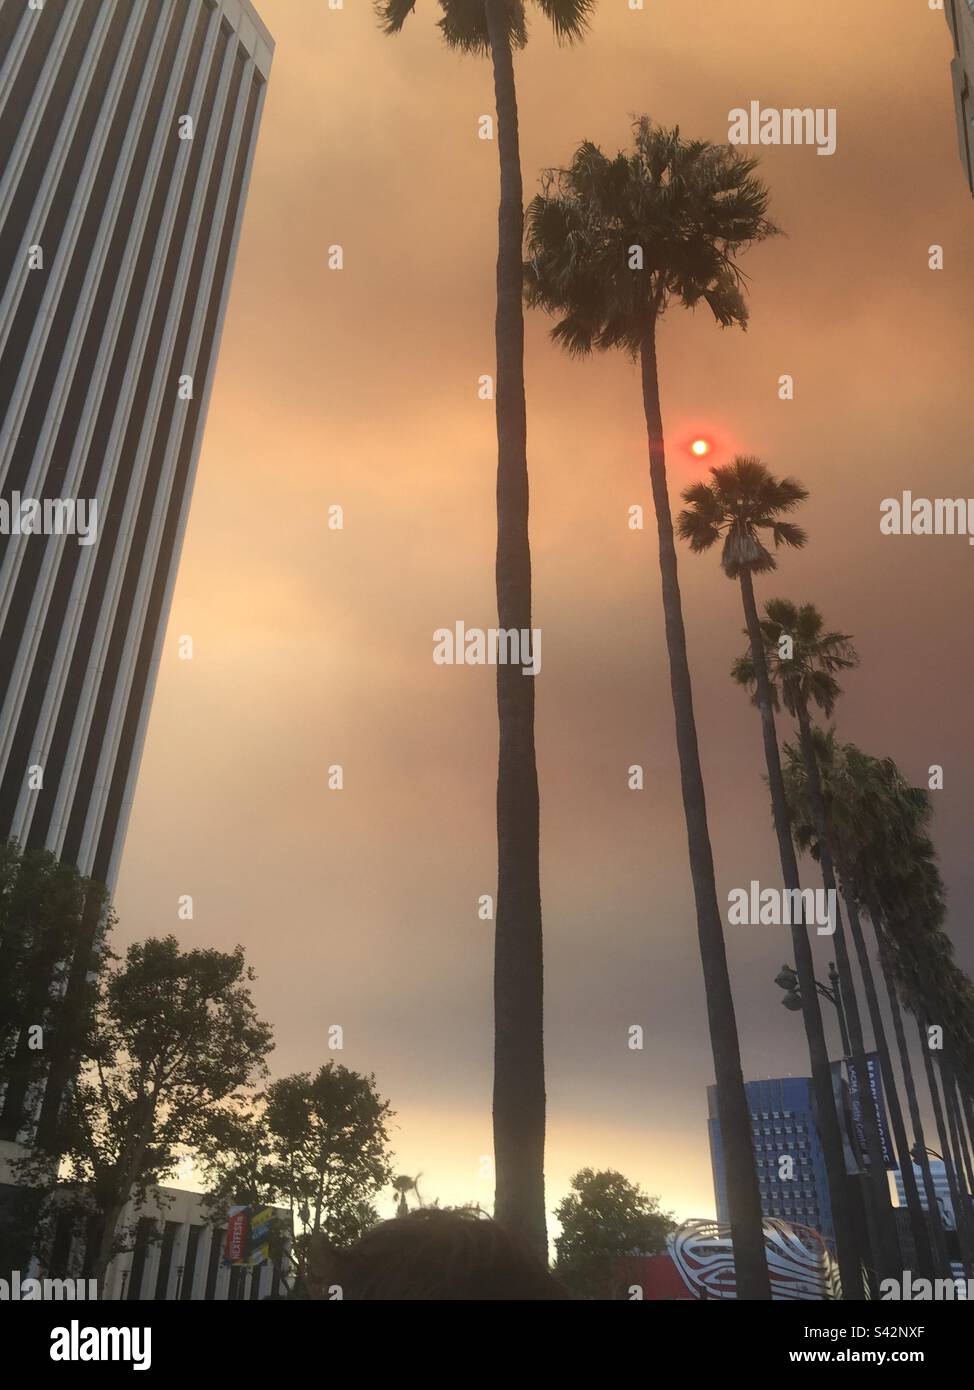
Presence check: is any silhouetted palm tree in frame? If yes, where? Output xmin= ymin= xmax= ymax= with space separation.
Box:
xmin=376 ymin=0 xmax=596 ymax=1256
xmin=524 ymin=118 xmax=778 ymax=1298
xmin=807 ymin=741 xmax=974 ymax=1275
xmin=777 ymin=719 xmax=937 ymax=1279
xmin=678 ymin=464 xmax=880 ymax=1292
xmin=392 ymin=1173 xmax=423 ymax=1217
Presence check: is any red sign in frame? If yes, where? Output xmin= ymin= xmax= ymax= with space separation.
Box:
xmin=622 ymin=1254 xmax=694 ymax=1300
xmin=224 ymin=1207 xmax=249 ymax=1264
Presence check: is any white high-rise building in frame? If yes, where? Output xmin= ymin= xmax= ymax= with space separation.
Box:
xmin=0 ymin=0 xmax=272 ymax=890
xmin=0 ymin=0 xmax=272 ymax=1147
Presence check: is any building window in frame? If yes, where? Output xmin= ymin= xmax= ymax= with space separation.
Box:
xmin=180 ymin=1225 xmax=203 ymax=1300
xmin=126 ymin=1218 xmax=155 ymax=1301
xmin=205 ymin=1229 xmax=225 ymax=1301
xmin=154 ymin=1221 xmax=180 ymax=1299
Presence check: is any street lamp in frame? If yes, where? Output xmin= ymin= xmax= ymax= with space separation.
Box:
xmin=911 ymin=1143 xmax=943 ymax=1164
xmin=774 ymin=962 xmax=851 ymax=1056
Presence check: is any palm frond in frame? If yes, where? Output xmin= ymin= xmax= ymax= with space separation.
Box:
xmin=533 ymin=0 xmax=597 ymax=43
xmin=523 ymin=116 xmax=777 ymax=351
xmin=374 ymin=0 xmax=417 ymax=35
xmin=771 ymin=521 xmax=807 ymax=550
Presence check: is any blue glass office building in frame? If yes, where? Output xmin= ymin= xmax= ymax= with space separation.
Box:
xmin=708 ymin=1077 xmax=835 ymax=1247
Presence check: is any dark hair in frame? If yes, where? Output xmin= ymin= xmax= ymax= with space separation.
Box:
xmin=307 ymin=1208 xmax=570 ymax=1301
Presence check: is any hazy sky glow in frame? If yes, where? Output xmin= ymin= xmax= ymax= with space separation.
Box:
xmin=114 ymin=1 xmax=974 ymax=1228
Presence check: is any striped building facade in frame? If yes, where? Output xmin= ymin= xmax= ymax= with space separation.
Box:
xmin=0 ymin=0 xmax=272 ymax=890
xmin=92 ymin=1188 xmax=291 ymax=1302
xmin=0 ymin=1153 xmax=293 ymax=1300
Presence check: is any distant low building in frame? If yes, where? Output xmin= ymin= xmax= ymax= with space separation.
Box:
xmin=893 ymin=1158 xmax=970 ymax=1279
xmin=0 ymin=1142 xmax=291 ymax=1300
xmin=946 ymin=0 xmax=974 ymax=193
xmin=98 ymin=1188 xmax=292 ymax=1302
xmin=893 ymin=1159 xmax=961 ymax=1230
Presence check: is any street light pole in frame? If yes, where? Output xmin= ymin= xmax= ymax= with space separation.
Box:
xmin=775 ymin=962 xmax=850 ymax=1058
xmin=827 ymin=961 xmax=852 ymax=1058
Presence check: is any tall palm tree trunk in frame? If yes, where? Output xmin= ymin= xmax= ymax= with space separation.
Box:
xmin=790 ymin=705 xmax=901 ymax=1280
xmin=941 ymin=1056 xmax=974 ymax=1239
xmin=916 ymin=1016 xmax=974 ymax=1276
xmin=946 ymin=1065 xmax=974 ymax=1194
xmin=829 ymin=866 xmax=935 ymax=1278
xmin=874 ymin=929 xmax=950 ymax=1276
xmin=734 ymin=570 xmax=863 ymax=1296
xmin=639 ymin=316 xmax=769 ymax=1299
xmin=963 ymin=1092 xmax=974 ymax=1177
xmin=484 ymin=0 xmax=546 ymax=1258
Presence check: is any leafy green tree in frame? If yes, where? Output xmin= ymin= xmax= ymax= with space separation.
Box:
xmin=264 ymin=1063 xmax=393 ymax=1260
xmin=16 ymin=936 xmax=273 ymax=1292
xmin=190 ymin=1093 xmax=294 ymax=1284
xmin=376 ymin=0 xmax=596 ymax=1258
xmin=0 ymin=842 xmax=111 ymax=1145
xmin=554 ymin=1168 xmax=675 ymax=1299
xmin=194 ymin=1092 xmax=280 ymax=1212
xmin=525 ymin=117 xmax=776 ymax=1299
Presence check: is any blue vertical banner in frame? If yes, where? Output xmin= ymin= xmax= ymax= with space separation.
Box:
xmin=845 ymin=1053 xmax=895 ymax=1170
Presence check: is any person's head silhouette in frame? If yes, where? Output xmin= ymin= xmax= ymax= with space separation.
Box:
xmin=306 ymin=1207 xmax=569 ymax=1301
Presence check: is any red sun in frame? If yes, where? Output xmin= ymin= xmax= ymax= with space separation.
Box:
xmin=689 ymin=438 xmax=711 ymax=458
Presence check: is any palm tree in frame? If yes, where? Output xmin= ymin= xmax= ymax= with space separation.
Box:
xmin=917 ymin=1012 xmax=974 ymax=1276
xmin=943 ymin=1057 xmax=974 ymax=1196
xmin=736 ymin=607 xmax=932 ymax=1278
xmin=524 ymin=119 xmax=777 ymax=1298
xmin=833 ymin=749 xmax=958 ymax=1279
xmin=882 ymin=952 xmax=951 ymax=1277
xmin=776 ymin=718 xmax=937 ymax=1279
xmin=676 ymin=465 xmax=870 ymax=1293
xmin=817 ymin=743 xmax=974 ymax=1275
xmin=376 ymin=0 xmax=596 ymax=1257
xmin=392 ymin=1173 xmax=423 ymax=1217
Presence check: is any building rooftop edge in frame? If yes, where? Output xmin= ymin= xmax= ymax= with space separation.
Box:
xmin=240 ymin=0 xmax=275 ymax=54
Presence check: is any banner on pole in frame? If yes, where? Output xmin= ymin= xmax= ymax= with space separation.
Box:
xmin=845 ymin=1053 xmax=895 ymax=1170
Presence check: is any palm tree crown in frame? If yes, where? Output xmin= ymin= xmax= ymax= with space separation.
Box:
xmin=677 ymin=456 xmax=808 ymax=578
xmin=731 ymin=598 xmax=858 ymax=719
xmin=374 ymin=0 xmax=594 ymax=52
xmin=524 ymin=118 xmax=778 ymax=356
xmin=781 ymin=734 xmax=974 ymax=1075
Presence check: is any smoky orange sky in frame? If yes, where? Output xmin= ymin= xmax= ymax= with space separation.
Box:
xmin=114 ymin=0 xmax=974 ymax=1228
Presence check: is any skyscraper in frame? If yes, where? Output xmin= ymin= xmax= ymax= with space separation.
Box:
xmin=708 ymin=1078 xmax=836 ymax=1246
xmin=0 ymin=0 xmax=273 ymax=890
